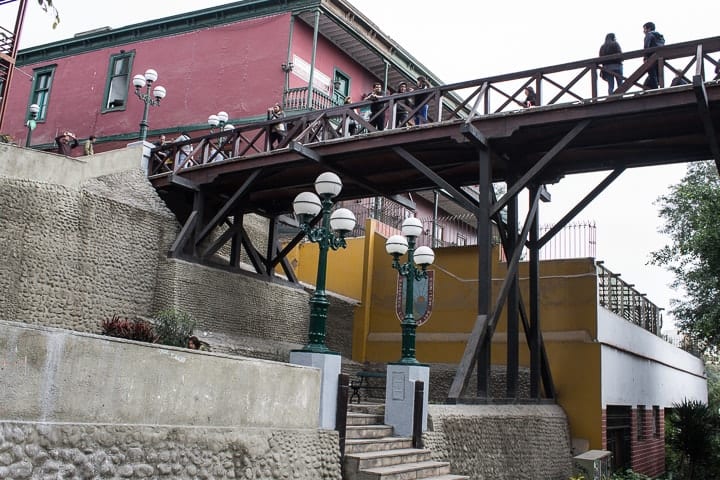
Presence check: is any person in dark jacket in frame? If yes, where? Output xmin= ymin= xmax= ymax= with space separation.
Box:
xmin=642 ymin=22 xmax=665 ymax=89
xmin=366 ymin=82 xmax=386 ymax=131
xmin=599 ymin=33 xmax=623 ymax=95
xmin=413 ymin=76 xmax=430 ymax=125
xmin=523 ymin=86 xmax=538 ymax=108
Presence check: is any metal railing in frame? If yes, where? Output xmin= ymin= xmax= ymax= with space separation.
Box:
xmin=596 ymin=261 xmax=663 ymax=335
xmin=147 ymin=35 xmax=720 ymax=177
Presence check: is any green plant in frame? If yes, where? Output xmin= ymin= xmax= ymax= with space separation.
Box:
xmin=152 ymin=309 xmax=196 ymax=347
xmin=101 ymin=315 xmax=158 ymax=343
xmin=610 ymin=468 xmax=651 ymax=480
xmin=666 ymin=398 xmax=720 ymax=480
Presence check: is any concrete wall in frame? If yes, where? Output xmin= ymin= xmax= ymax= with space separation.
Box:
xmin=0 ymin=321 xmax=340 ymax=480
xmin=1 ymin=320 xmax=319 ymax=428
xmin=425 ymin=404 xmax=573 ymax=480
xmin=599 ymin=307 xmax=707 ymax=407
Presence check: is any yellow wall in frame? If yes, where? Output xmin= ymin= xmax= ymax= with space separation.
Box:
xmin=283 ymin=234 xmax=366 ymax=300
xmin=295 ymin=219 xmax=604 ymax=448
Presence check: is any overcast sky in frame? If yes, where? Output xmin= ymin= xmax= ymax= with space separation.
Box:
xmin=11 ymin=0 xmax=718 ymax=329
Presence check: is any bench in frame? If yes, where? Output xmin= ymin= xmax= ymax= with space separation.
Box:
xmin=349 ymin=368 xmax=386 ymax=404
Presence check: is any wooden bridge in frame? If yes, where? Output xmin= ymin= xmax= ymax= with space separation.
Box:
xmin=148 ymin=35 xmax=720 ymax=402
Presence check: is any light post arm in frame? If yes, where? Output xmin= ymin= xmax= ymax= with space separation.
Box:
xmin=133 ymin=70 xmax=166 ymax=142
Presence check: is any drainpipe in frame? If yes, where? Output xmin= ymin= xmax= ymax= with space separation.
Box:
xmin=284 ymin=14 xmax=296 ymax=104
xmin=306 ymin=9 xmax=320 ymax=110
xmin=383 ymin=60 xmax=389 ymax=93
xmin=432 ymin=190 xmax=439 ymax=248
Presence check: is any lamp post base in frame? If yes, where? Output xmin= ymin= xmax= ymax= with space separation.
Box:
xmin=384 ymin=363 xmax=429 ymax=437
xmin=289 ymin=350 xmax=341 ymax=429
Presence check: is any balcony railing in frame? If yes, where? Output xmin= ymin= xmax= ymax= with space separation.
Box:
xmin=283 ymin=86 xmax=340 ymax=112
xmin=597 ymin=261 xmax=663 ymax=336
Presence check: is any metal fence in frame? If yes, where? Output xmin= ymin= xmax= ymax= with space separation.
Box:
xmin=596 ymin=261 xmax=663 ymax=335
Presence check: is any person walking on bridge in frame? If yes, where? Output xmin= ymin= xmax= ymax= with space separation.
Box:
xmin=598 ymin=33 xmax=623 ymax=95
xmin=642 ymin=22 xmax=665 ymax=89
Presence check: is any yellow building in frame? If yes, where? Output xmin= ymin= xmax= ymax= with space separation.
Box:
xmin=289 ymin=218 xmax=707 ymax=476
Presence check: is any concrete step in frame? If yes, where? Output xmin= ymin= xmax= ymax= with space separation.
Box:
xmin=348 ymin=403 xmax=385 ymax=416
xmin=347 ymin=412 xmax=385 ymax=426
xmin=355 ymin=460 xmax=451 ymax=480
xmin=346 ymin=424 xmax=394 ymax=439
xmin=344 ymin=448 xmax=432 ymax=472
xmin=415 ymin=476 xmax=469 ymax=480
xmin=345 ymin=437 xmax=413 ymax=454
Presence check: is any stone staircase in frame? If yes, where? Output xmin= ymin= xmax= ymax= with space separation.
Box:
xmin=343 ymin=403 xmax=468 ymax=480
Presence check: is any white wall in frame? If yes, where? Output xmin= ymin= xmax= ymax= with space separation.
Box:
xmin=598 ymin=307 xmax=707 ymax=407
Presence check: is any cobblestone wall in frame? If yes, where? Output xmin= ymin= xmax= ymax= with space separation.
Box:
xmin=0 ymin=171 xmax=177 ymax=332
xmin=424 ymin=404 xmax=573 ymax=480
xmin=0 ymin=171 xmax=346 ymax=354
xmin=0 ymin=423 xmax=341 ymax=480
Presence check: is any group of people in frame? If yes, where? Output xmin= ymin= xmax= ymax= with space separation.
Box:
xmin=345 ymin=75 xmax=432 ymax=134
xmin=55 ymin=131 xmax=96 ymax=156
xmin=597 ymin=21 xmax=669 ymax=96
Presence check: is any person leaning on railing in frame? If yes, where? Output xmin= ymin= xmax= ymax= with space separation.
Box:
xmin=267 ymin=102 xmax=286 ymax=149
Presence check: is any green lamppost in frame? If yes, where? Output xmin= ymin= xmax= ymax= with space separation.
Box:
xmin=293 ymin=172 xmax=356 ymax=353
xmin=133 ymin=68 xmax=167 ymax=141
xmin=385 ymin=217 xmax=435 ymax=364
xmin=25 ymin=103 xmax=40 ymax=147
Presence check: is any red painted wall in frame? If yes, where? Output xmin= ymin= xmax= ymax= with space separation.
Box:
xmin=4 ymin=12 xmax=381 ymax=154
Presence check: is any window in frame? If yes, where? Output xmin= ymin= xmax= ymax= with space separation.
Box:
xmin=103 ymin=51 xmax=134 ymax=111
xmin=29 ymin=65 xmax=56 ymax=121
xmin=332 ymin=69 xmax=350 ymax=105
xmin=653 ymin=406 xmax=660 ymax=437
xmin=636 ymin=405 xmax=646 ymax=440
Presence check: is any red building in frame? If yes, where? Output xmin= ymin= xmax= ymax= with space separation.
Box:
xmin=2 ymin=0 xmax=441 ymax=152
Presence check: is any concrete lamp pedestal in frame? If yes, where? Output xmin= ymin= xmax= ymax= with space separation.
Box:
xmin=127 ymin=140 xmax=155 ymax=174
xmin=384 ymin=363 xmax=430 ymax=437
xmin=289 ymin=350 xmax=341 ymax=430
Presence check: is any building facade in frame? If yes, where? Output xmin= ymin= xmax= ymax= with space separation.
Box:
xmin=2 ymin=0 xmax=440 ymax=152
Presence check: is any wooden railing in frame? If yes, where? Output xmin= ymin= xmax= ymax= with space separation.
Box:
xmin=283 ymin=86 xmax=339 ymax=111
xmin=148 ymin=36 xmax=720 ymax=177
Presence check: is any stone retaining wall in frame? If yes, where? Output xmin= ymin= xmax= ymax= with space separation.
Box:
xmin=0 ymin=147 xmax=358 ymax=359
xmin=425 ymin=404 xmax=573 ymax=480
xmin=0 ymin=423 xmax=340 ymax=480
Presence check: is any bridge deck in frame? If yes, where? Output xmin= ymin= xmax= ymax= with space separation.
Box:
xmin=151 ymin=81 xmax=720 ymax=219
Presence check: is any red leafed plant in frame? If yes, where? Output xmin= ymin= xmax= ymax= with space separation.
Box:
xmin=101 ymin=315 xmax=158 ymax=343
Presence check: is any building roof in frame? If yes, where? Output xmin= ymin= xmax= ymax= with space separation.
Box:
xmin=17 ymin=0 xmax=442 ymax=91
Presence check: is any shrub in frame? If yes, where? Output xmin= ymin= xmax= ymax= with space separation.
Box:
xmin=101 ymin=315 xmax=158 ymax=343
xmin=153 ymin=309 xmax=196 ymax=347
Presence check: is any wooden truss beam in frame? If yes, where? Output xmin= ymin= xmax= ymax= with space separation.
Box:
xmin=692 ymin=74 xmax=720 ymax=173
